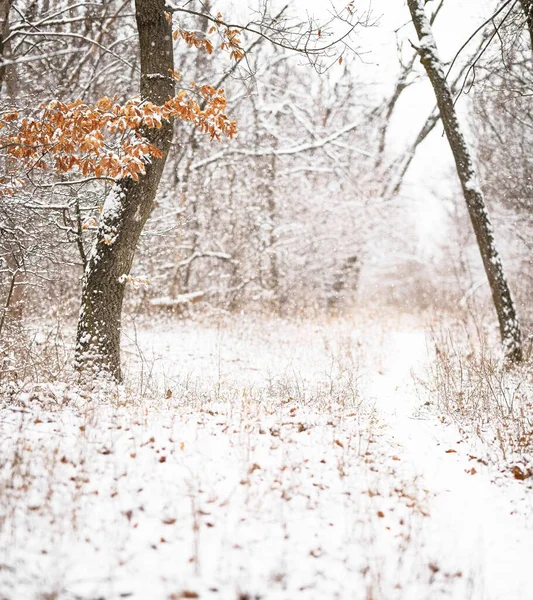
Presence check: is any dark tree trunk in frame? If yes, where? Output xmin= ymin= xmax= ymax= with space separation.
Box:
xmin=407 ymin=0 xmax=523 ymax=362
xmin=75 ymin=0 xmax=175 ymax=380
xmin=519 ymin=0 xmax=533 ymax=55
xmin=0 ymin=0 xmax=23 ymax=327
xmin=0 ymin=0 xmax=17 ymax=97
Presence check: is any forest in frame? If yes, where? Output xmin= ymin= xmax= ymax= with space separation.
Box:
xmin=0 ymin=0 xmax=532 ymax=598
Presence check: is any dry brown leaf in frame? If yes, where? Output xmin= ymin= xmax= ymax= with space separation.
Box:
xmin=512 ymin=465 xmax=531 ymax=480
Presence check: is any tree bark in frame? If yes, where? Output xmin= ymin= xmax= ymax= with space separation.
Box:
xmin=0 ymin=0 xmax=24 ymax=327
xmin=75 ymin=0 xmax=175 ymax=380
xmin=519 ymin=0 xmax=533 ymax=55
xmin=407 ymin=0 xmax=523 ymax=362
xmin=0 ymin=0 xmax=17 ymax=97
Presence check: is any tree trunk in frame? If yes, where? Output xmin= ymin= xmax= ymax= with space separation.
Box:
xmin=519 ymin=0 xmax=533 ymax=56
xmin=0 ymin=0 xmax=18 ymax=97
xmin=407 ymin=0 xmax=523 ymax=362
xmin=0 ymin=0 xmax=24 ymax=328
xmin=75 ymin=0 xmax=175 ymax=380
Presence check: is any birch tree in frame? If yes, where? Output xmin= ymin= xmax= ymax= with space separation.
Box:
xmin=407 ymin=0 xmax=523 ymax=362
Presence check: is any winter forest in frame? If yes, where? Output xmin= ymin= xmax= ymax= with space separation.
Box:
xmin=1 ymin=0 xmax=533 ymax=598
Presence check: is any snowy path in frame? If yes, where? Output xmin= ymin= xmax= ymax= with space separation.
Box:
xmin=367 ymin=329 xmax=533 ymax=600
xmin=1 ymin=317 xmax=533 ymax=599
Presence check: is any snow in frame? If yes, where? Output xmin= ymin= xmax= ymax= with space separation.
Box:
xmin=151 ymin=291 xmax=205 ymax=306
xmin=98 ymin=185 xmax=124 ymax=247
xmin=2 ymin=315 xmax=533 ymax=599
xmin=464 ymin=177 xmax=481 ymax=194
xmin=367 ymin=329 xmax=533 ymax=599
xmin=418 ymin=34 xmax=436 ymax=52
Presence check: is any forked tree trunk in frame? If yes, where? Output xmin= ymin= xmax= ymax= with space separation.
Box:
xmin=407 ymin=0 xmax=523 ymax=362
xmin=75 ymin=0 xmax=175 ymax=380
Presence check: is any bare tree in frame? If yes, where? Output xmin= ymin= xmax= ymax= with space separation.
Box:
xmin=519 ymin=0 xmax=533 ymax=52
xmin=0 ymin=0 xmax=16 ymax=96
xmin=407 ymin=0 xmax=522 ymax=362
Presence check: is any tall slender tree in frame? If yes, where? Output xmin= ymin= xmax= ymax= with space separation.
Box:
xmin=519 ymin=0 xmax=533 ymax=53
xmin=407 ymin=0 xmax=522 ymax=362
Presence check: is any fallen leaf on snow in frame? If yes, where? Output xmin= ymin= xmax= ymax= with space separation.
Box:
xmin=429 ymin=562 xmax=440 ymax=574
xmin=512 ymin=465 xmax=531 ymax=480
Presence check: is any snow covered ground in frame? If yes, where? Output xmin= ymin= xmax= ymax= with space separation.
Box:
xmin=1 ymin=314 xmax=533 ymax=599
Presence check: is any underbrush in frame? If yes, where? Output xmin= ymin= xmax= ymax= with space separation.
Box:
xmin=0 ymin=318 xmax=72 ymax=401
xmin=0 ymin=314 xmax=451 ymax=600
xmin=422 ymin=320 xmax=533 ymax=483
